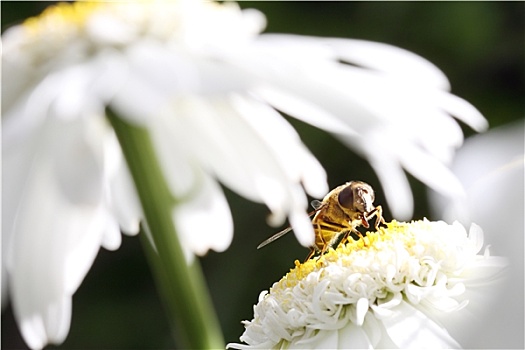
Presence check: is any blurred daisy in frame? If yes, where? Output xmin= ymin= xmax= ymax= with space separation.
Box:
xmin=227 ymin=220 xmax=508 ymax=349
xmin=429 ymin=120 xmax=524 ymax=348
xmin=2 ymin=0 xmax=487 ymax=348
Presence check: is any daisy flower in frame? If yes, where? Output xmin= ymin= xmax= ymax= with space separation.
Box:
xmin=2 ymin=0 xmax=487 ymax=349
xmin=227 ymin=220 xmax=508 ymax=349
xmin=429 ymin=120 xmax=524 ymax=348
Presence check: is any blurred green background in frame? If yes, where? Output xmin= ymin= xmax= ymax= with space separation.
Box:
xmin=2 ymin=1 xmax=523 ymax=349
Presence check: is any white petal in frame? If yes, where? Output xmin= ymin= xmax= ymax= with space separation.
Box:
xmin=1 ymin=26 xmax=36 ymax=113
xmin=467 ymin=223 xmax=484 ymax=255
xmin=19 ymin=297 xmax=71 ymax=350
xmin=110 ymin=42 xmax=200 ymax=125
xmin=111 ymin=40 xmax=254 ymax=125
xmin=173 ymin=174 xmax=233 ymax=259
xmin=435 ymin=92 xmax=488 ymax=132
xmin=51 ymin=120 xmax=103 ymax=205
xmin=155 ymin=94 xmax=318 ymax=234
xmin=247 ymin=34 xmax=488 ymax=221
xmin=355 ymin=298 xmax=369 ymax=326
xmin=147 ymin=114 xmax=197 ymax=198
xmin=396 ymin=138 xmax=466 ymax=201
xmin=460 ymin=256 xmax=510 ymax=284
xmin=8 ymin=159 xmax=109 ymax=349
xmin=255 ymin=34 xmax=450 ymax=89
xmin=289 ymin=210 xmax=315 ymax=247
xmin=381 ymin=302 xmax=461 ymax=349
xmin=290 ymin=328 xmax=338 ymax=349
xmin=337 ymin=322 xmax=374 ymax=349
xmin=321 ymin=37 xmax=451 ymax=90
xmin=228 ymin=94 xmax=328 ymax=199
xmin=361 ymin=313 xmax=395 ymax=348
xmin=255 ymin=65 xmax=385 ymax=133
xmin=103 ymin=129 xmax=142 ymax=236
xmin=257 ymin=86 xmax=357 ymax=135
xmin=355 ymin=136 xmax=414 ymax=220
xmin=3 ymin=115 xmax=125 ymax=349
xmin=86 ymin=10 xmax=140 ymax=45
xmin=307 ymin=329 xmax=338 ymax=350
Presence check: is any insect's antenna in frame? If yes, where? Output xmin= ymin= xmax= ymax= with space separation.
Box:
xmin=257 ymin=208 xmax=320 ymax=250
xmin=257 ymin=227 xmax=293 ymax=249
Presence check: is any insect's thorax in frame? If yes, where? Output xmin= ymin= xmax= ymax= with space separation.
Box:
xmin=311 ymin=198 xmax=362 ymax=251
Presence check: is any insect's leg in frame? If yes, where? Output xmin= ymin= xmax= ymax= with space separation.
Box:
xmin=339 ymin=231 xmax=350 ymax=246
xmin=304 ymin=248 xmax=315 ymax=262
xmin=352 ymin=228 xmax=364 ymax=240
xmin=366 ymin=205 xmax=385 ymax=231
xmin=320 ymin=243 xmax=328 ymax=256
xmin=370 ymin=205 xmax=385 ymax=230
xmin=316 ymin=222 xmax=329 ymax=256
xmin=352 ymin=228 xmax=367 ymax=246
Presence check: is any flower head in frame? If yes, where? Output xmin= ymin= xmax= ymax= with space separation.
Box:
xmin=228 ymin=220 xmax=508 ymax=349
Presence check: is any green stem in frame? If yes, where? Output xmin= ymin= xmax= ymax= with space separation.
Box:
xmin=107 ymin=110 xmax=224 ymax=349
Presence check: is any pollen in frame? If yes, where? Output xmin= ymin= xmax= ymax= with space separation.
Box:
xmin=270 ymin=220 xmax=420 ymax=294
xmin=23 ymin=2 xmax=102 ymax=36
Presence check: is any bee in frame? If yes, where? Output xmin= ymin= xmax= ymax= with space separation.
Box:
xmin=257 ymin=181 xmax=385 ymax=261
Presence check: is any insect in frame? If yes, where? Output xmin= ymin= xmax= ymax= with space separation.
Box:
xmin=257 ymin=181 xmax=385 ymax=261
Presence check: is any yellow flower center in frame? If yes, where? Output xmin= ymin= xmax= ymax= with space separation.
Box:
xmin=23 ymin=2 xmax=102 ymax=36
xmin=271 ymin=220 xmax=422 ymax=294
xmin=7 ymin=0 xmax=263 ymax=67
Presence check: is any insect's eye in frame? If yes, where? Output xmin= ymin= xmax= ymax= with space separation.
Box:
xmin=338 ymin=186 xmax=355 ymax=209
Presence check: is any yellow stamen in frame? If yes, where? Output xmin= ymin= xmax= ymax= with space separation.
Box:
xmin=23 ymin=2 xmax=102 ymax=36
xmin=270 ymin=220 xmax=421 ymax=294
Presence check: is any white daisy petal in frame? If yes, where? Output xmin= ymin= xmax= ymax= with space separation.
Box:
xmin=3 ymin=98 xmax=139 ymax=349
xmin=173 ymin=174 xmax=233 ymax=261
xmin=435 ymin=92 xmax=489 ymax=132
xmin=307 ymin=329 xmax=339 ymax=349
xmin=246 ymin=34 xmax=485 ymax=216
xmin=8 ymin=144 xmax=108 ymax=348
xmin=229 ymin=94 xmax=328 ymax=199
xmin=348 ymin=134 xmax=415 ymax=219
xmin=103 ymin=131 xmax=142 ymax=236
xmin=336 ymin=321 xmax=374 ymax=349
xmin=288 ymin=211 xmax=316 ymax=247
xmin=355 ymin=298 xmax=369 ymax=326
xmin=381 ymin=302 xmax=461 ymax=349
xmin=255 ymin=86 xmax=357 ymax=135
xmin=321 ymin=37 xmax=451 ymax=89
xmin=19 ymin=297 xmax=71 ymax=350
xmin=401 ymin=156 xmax=465 ymax=201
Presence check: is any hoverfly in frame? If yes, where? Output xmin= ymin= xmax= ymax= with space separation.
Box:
xmin=257 ymin=181 xmax=385 ymax=261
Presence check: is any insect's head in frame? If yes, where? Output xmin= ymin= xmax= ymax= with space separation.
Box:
xmin=337 ymin=181 xmax=375 ymax=214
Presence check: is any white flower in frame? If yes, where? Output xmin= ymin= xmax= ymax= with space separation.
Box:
xmin=429 ymin=120 xmax=524 ymax=348
xmin=227 ymin=220 xmax=508 ymax=349
xmin=2 ymin=1 xmax=488 ymax=348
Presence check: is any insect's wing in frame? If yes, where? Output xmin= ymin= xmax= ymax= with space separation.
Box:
xmin=257 ymin=226 xmax=293 ymax=249
xmin=311 ymin=199 xmax=323 ymax=210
